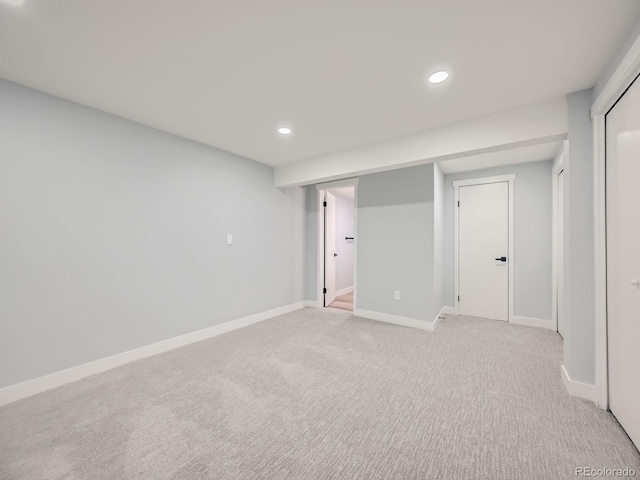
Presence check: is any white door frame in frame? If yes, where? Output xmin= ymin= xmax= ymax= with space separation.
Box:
xmin=591 ymin=34 xmax=640 ymax=410
xmin=551 ymin=142 xmax=567 ymax=333
xmin=454 ymin=174 xmax=516 ymax=321
xmin=316 ymin=178 xmax=359 ymax=310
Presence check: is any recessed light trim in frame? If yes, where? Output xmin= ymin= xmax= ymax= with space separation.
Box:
xmin=278 ymin=127 xmax=292 ymax=135
xmin=428 ymin=71 xmax=449 ymax=84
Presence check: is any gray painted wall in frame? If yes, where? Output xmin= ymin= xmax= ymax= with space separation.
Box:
xmin=563 ymin=89 xmax=595 ymax=384
xmin=442 ymin=161 xmax=553 ymax=320
xmin=0 ymin=79 xmax=304 ymax=389
xmin=433 ymin=163 xmax=444 ymax=312
xmin=357 ymin=165 xmax=436 ymax=321
xmin=333 ymin=193 xmax=355 ymax=292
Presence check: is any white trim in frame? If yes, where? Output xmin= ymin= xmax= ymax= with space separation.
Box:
xmin=509 ymin=181 xmax=514 ymax=321
xmin=442 ymin=306 xmax=456 ymax=315
xmin=452 ymin=173 xmax=516 ymax=188
xmin=551 ymin=141 xmax=567 ymax=334
xmin=0 ymin=301 xmax=307 ymax=407
xmin=592 ymin=33 xmax=640 ymax=117
xmin=353 ymin=187 xmax=358 ymax=313
xmin=335 ymin=286 xmax=354 ymax=297
xmin=317 ymin=179 xmax=359 ymax=311
xmin=454 ymin=185 xmax=459 ymax=314
xmin=561 ymin=365 xmax=596 ymax=403
xmin=316 ymin=188 xmax=325 ymax=308
xmin=453 ymin=174 xmax=516 ymax=322
xmin=593 ymin=115 xmax=608 ymax=410
xmin=510 ymin=315 xmax=554 ymax=331
xmin=590 ymin=31 xmax=640 ymax=411
xmin=316 ymin=178 xmax=360 ymax=190
xmin=552 ymin=142 xmax=567 ymax=174
xmin=353 ymin=308 xmax=438 ymax=332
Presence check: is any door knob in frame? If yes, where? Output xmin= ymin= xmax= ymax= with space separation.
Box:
xmin=495 ymin=257 xmax=507 ymax=262
xmin=334 ymin=253 xmax=338 ymax=257
xmin=631 ymin=279 xmax=640 ymax=286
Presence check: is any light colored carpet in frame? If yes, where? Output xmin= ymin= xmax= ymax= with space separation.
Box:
xmin=328 ymin=292 xmax=353 ymax=312
xmin=0 ymin=309 xmax=638 ymax=479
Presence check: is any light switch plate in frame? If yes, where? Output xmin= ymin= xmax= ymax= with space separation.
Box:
xmin=227 ymin=234 xmax=233 ymax=245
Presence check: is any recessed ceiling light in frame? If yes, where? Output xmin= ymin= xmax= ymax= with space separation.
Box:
xmin=428 ymin=71 xmax=449 ymax=84
xmin=1 ymin=0 xmax=24 ymax=4
xmin=278 ymin=127 xmax=292 ymax=135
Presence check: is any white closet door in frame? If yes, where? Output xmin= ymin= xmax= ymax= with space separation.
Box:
xmin=606 ymin=74 xmax=640 ymax=448
xmin=458 ymin=182 xmax=509 ymax=321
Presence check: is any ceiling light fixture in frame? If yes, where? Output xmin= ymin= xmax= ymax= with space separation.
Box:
xmin=428 ymin=71 xmax=449 ymax=84
xmin=278 ymin=127 xmax=292 ymax=135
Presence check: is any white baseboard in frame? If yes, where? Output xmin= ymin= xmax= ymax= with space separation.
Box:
xmin=0 ymin=301 xmax=307 ymax=407
xmin=561 ymin=364 xmax=596 ymax=403
xmin=511 ymin=315 xmax=554 ymax=330
xmin=353 ymin=308 xmax=438 ymax=332
xmin=335 ymin=286 xmax=354 ymax=297
xmin=442 ymin=306 xmax=456 ymax=315
xmin=304 ymin=300 xmax=318 ymax=308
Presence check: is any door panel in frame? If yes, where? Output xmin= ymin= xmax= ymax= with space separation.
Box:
xmin=458 ymin=182 xmax=509 ymax=321
xmin=324 ymin=192 xmax=337 ymax=307
xmin=606 ymin=75 xmax=640 ymax=448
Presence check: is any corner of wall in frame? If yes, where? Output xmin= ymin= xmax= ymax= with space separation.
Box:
xmin=563 ymin=87 xmax=596 ymax=386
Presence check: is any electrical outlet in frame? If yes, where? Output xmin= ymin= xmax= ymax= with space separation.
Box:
xmin=394 ymin=291 xmax=400 ymax=301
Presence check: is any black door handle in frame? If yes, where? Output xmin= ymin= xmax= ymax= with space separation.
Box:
xmin=334 ymin=253 xmax=338 ymax=257
xmin=495 ymin=257 xmax=507 ymax=262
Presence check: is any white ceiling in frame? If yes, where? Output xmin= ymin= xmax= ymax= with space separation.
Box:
xmin=437 ymin=141 xmax=563 ymax=174
xmin=1 ymin=0 xmax=639 ymax=167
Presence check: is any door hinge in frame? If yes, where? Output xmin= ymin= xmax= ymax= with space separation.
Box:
xmin=457 ymin=201 xmax=460 ymax=207
xmin=323 ymin=201 xmax=327 ymax=207
xmin=458 ymin=295 xmax=460 ymax=302
xmin=323 ymin=288 xmax=327 ymax=294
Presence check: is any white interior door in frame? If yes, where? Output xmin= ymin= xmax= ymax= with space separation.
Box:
xmin=557 ymin=170 xmax=565 ymax=338
xmin=458 ymin=182 xmax=509 ymax=321
xmin=324 ymin=192 xmax=337 ymax=307
xmin=606 ymin=74 xmax=640 ymax=448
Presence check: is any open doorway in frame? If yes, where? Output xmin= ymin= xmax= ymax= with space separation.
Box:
xmin=316 ymin=180 xmax=357 ymax=312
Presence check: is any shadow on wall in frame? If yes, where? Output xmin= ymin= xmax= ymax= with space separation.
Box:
xmin=357 ymin=168 xmax=435 ymax=208
xmin=356 ymin=165 xmax=436 ymax=321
